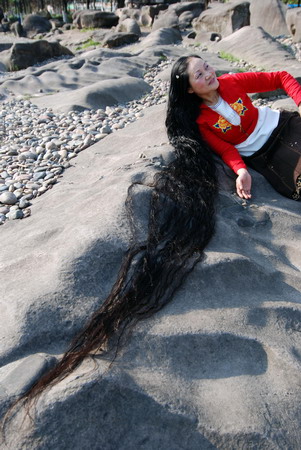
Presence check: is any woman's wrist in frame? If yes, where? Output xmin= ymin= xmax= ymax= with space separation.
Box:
xmin=236 ymin=168 xmax=249 ymax=175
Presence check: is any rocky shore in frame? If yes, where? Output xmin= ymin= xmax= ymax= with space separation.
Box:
xmin=1 ymin=1 xmax=301 ymax=447
xmin=0 ymin=57 xmax=170 ymax=224
xmin=0 ymin=32 xmax=298 ymax=226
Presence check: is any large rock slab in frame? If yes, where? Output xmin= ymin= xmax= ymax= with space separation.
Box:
xmin=169 ymin=1 xmax=205 ymax=29
xmin=22 ymin=14 xmax=52 ymax=38
xmin=73 ymin=10 xmax=119 ymax=29
xmin=210 ymin=25 xmax=301 ymax=81
xmin=152 ymin=9 xmax=179 ymax=31
xmin=0 ymin=50 xmax=155 ymax=105
xmin=193 ymin=0 xmax=250 ymax=38
xmin=0 ymin=103 xmax=301 ymax=449
xmin=103 ymin=32 xmax=140 ymax=48
xmin=138 ymin=27 xmax=182 ymax=49
xmin=116 ymin=18 xmax=141 ymax=36
xmin=0 ymin=40 xmax=73 ymax=71
xmin=286 ymin=6 xmax=301 ymax=43
xmin=249 ymin=0 xmax=288 ymax=36
xmin=31 ymin=76 xmax=152 ymax=112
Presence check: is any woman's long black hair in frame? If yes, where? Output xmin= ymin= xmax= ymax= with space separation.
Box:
xmin=4 ymin=55 xmax=219 ymax=417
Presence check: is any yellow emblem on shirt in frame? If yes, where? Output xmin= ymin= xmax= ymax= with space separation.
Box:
xmin=213 ymin=98 xmax=248 ymax=133
xmin=230 ymin=98 xmax=248 ymax=116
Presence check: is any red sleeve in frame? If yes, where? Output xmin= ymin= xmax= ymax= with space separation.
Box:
xmin=223 ymin=71 xmax=301 ymax=106
xmin=200 ymin=125 xmax=247 ymax=174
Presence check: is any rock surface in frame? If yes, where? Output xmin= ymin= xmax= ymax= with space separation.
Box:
xmin=210 ymin=25 xmax=301 ymax=81
xmin=0 ymin=40 xmax=73 ymax=71
xmin=286 ymin=6 xmax=301 ymax=43
xmin=0 ymin=104 xmax=300 ymax=449
xmin=73 ymin=10 xmax=119 ymax=29
xmin=249 ymin=0 xmax=288 ymax=36
xmin=0 ymin=8 xmax=301 ymax=448
xmin=103 ymin=32 xmax=140 ymax=48
xmin=22 ymin=14 xmax=52 ymax=38
xmin=192 ymin=0 xmax=250 ymax=37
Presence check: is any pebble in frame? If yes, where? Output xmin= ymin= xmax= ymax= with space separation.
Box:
xmin=0 ymin=37 xmax=299 ymax=225
xmin=0 ymin=191 xmax=18 ymax=205
xmin=6 ymin=208 xmax=24 ymax=220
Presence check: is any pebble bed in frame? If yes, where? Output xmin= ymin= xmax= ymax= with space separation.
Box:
xmin=0 ymin=59 xmax=170 ymax=225
xmin=0 ymin=34 xmax=299 ymax=225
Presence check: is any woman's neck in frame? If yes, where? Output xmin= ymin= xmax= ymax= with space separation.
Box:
xmin=202 ymin=92 xmax=220 ymax=106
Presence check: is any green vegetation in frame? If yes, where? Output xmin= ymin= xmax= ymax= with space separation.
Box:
xmin=9 ymin=64 xmax=20 ymax=71
xmin=282 ymin=0 xmax=301 ymax=5
xmin=218 ymin=51 xmax=240 ymax=63
xmin=159 ymin=54 xmax=167 ymax=61
xmin=75 ymin=39 xmax=101 ymax=51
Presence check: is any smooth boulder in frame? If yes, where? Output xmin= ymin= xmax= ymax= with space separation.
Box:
xmin=116 ymin=18 xmax=141 ymax=35
xmin=0 ymin=40 xmax=74 ymax=71
xmin=193 ymin=0 xmax=250 ymax=37
xmin=249 ymin=0 xmax=288 ymax=36
xmin=139 ymin=27 xmax=182 ymax=49
xmin=103 ymin=32 xmax=140 ymax=48
xmin=31 ymin=76 xmax=152 ymax=113
xmin=22 ymin=14 xmax=52 ymax=38
xmin=73 ymin=10 xmax=119 ymax=29
xmin=152 ymin=10 xmax=179 ymax=31
xmin=211 ymin=25 xmax=301 ymax=82
xmin=286 ymin=7 xmax=301 ymax=43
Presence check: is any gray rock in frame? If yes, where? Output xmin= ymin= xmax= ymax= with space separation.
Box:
xmin=103 ymin=32 xmax=140 ymax=48
xmin=0 ymin=40 xmax=74 ymax=71
xmin=211 ymin=26 xmax=301 ymax=83
xmin=193 ymin=0 xmax=250 ymax=37
xmin=1 ymin=353 xmax=57 ymax=398
xmin=10 ymin=20 xmax=25 ymax=37
xmin=169 ymin=1 xmax=205 ymax=18
xmin=250 ymin=0 xmax=288 ymax=37
xmin=22 ymin=14 xmax=52 ymax=38
xmin=179 ymin=11 xmax=197 ymax=29
xmin=152 ymin=10 xmax=179 ymax=32
xmin=0 ymin=104 xmax=301 ymax=449
xmin=0 ymin=191 xmax=17 ymax=205
xmin=19 ymin=197 xmax=31 ymax=209
xmin=19 ymin=151 xmax=38 ymax=160
xmin=139 ymin=27 xmax=182 ymax=49
xmin=32 ymin=77 xmax=152 ymax=113
xmin=116 ymin=18 xmax=141 ymax=36
xmin=0 ymin=205 xmax=9 ymax=214
xmin=6 ymin=208 xmax=23 ymax=219
xmin=286 ymin=7 xmax=301 ymax=43
xmin=73 ymin=10 xmax=119 ymax=29
xmin=33 ymin=171 xmax=46 ymax=181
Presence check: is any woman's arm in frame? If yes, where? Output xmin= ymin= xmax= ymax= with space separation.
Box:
xmin=224 ymin=71 xmax=301 ymax=107
xmin=200 ymin=127 xmax=252 ymax=199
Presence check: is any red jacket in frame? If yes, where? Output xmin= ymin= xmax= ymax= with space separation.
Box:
xmin=196 ymin=71 xmax=301 ymax=173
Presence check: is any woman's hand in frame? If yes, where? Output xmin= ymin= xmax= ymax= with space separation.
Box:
xmin=236 ymin=168 xmax=252 ymax=199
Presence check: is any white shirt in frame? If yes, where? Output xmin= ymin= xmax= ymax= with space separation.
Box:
xmin=209 ymin=97 xmax=280 ymax=157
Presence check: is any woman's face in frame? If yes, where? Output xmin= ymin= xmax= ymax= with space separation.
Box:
xmin=187 ymin=57 xmax=219 ymax=99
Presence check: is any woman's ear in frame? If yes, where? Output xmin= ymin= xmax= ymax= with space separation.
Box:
xmin=187 ymin=86 xmax=194 ymax=94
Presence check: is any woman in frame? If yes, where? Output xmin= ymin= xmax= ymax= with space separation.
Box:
xmin=166 ymin=54 xmax=301 ymax=200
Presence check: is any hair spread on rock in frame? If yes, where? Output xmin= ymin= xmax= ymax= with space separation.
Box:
xmin=4 ymin=55 xmax=218 ymax=419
